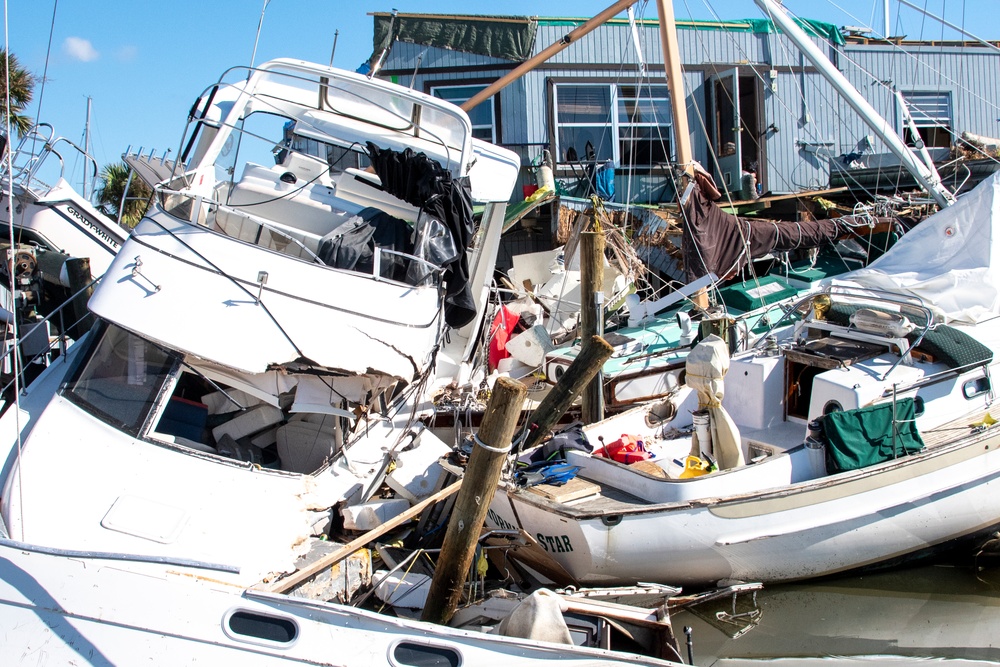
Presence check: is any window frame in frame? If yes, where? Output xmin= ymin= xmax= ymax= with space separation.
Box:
xmin=551 ymin=79 xmax=673 ymax=172
xmin=900 ymin=90 xmax=953 ymax=149
xmin=427 ymin=81 xmax=498 ymax=143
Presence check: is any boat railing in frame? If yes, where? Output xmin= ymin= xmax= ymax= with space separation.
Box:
xmin=155 ymin=187 xmax=445 ymax=290
xmin=752 ymin=284 xmax=936 ymax=379
xmin=1 ymin=123 xmax=100 ymax=198
xmin=0 ymin=276 xmax=98 ymax=400
xmin=175 ymin=60 xmax=468 ymax=182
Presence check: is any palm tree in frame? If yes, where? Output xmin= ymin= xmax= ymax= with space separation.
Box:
xmin=0 ymin=50 xmax=36 ymax=137
xmin=95 ymin=162 xmax=152 ymax=228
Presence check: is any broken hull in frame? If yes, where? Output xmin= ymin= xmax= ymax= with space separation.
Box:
xmin=89 ymin=211 xmax=442 ymax=379
xmin=0 ymin=333 xmax=425 ymax=586
xmin=0 ymin=539 xmax=678 ymax=666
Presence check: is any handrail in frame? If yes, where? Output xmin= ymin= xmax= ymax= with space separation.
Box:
xmin=752 ymin=284 xmax=936 ymax=349
xmin=2 ymin=124 xmax=100 ymax=197
xmin=154 ymin=189 xmax=447 ymax=289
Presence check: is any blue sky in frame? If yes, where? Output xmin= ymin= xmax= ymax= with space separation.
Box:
xmin=5 ymin=0 xmax=995 ymax=191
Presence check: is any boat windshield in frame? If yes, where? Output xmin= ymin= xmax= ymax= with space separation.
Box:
xmin=63 ymin=323 xmax=177 ymax=436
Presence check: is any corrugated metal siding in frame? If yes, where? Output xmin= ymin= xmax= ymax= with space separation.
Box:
xmin=844 ymin=44 xmax=1000 ymax=141
xmin=380 ymin=17 xmax=1000 ymax=199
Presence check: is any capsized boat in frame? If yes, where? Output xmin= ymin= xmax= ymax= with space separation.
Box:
xmin=487 ymin=171 xmax=1000 ymax=587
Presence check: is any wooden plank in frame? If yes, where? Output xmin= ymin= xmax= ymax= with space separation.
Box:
xmin=263 ymin=480 xmax=462 ymax=593
xmin=527 ymin=476 xmax=602 ymax=502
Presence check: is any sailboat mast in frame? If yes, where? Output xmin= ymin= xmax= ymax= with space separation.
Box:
xmin=754 ymin=0 xmax=955 ymax=208
xmin=656 ymin=0 xmax=692 ymax=170
xmin=461 ymin=0 xmax=641 ymax=111
xmin=83 ymin=96 xmax=92 ymax=200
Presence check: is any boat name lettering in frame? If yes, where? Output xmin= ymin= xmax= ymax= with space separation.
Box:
xmin=486 ymin=508 xmax=517 ymax=532
xmin=537 ymin=533 xmax=573 ymax=553
xmin=65 ymin=204 xmax=120 ymax=250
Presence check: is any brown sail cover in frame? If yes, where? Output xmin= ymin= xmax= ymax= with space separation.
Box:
xmin=682 ymin=174 xmax=841 ymax=283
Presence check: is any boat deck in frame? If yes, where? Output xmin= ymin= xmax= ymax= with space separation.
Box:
xmin=526 ymin=403 xmax=1000 ymax=516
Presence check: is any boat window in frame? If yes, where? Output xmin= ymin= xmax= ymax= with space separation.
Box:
xmin=63 ymin=323 xmax=176 ymax=436
xmin=823 ymin=400 xmax=843 ymax=415
xmin=226 ymin=610 xmax=297 ymax=644
xmin=963 ymin=376 xmax=991 ymax=400
xmin=390 ymin=642 xmax=461 ymax=667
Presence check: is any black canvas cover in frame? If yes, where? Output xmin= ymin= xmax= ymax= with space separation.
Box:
xmin=365 ymin=142 xmax=477 ymax=327
xmin=682 ymin=175 xmax=841 ymax=283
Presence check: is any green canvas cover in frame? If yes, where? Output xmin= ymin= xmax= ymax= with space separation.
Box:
xmin=372 ymin=14 xmax=538 ymax=63
xmin=820 ymin=398 xmax=925 ymax=473
xmin=717 ymin=275 xmax=798 ymax=313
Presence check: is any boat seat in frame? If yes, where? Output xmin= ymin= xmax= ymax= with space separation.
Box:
xmin=908 ymin=325 xmax=993 ymax=370
xmin=227 ymin=162 xmax=359 ymax=238
xmin=276 ymin=418 xmax=338 ymax=474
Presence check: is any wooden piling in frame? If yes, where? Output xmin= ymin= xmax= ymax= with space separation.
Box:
xmin=579 ymin=230 xmax=605 ymax=423
xmin=422 ymin=376 xmax=527 ymax=626
xmin=522 ymin=335 xmax=614 ymax=453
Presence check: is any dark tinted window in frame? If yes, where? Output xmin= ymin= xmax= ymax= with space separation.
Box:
xmin=63 ymin=324 xmax=175 ymax=435
xmin=392 ymin=643 xmax=461 ymax=667
xmin=228 ymin=611 xmax=297 ymax=643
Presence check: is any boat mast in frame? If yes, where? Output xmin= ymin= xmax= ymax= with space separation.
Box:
xmin=754 ymin=0 xmax=955 ymax=208
xmin=656 ymin=0 xmax=692 ymax=170
xmin=83 ymin=96 xmax=92 ymax=200
xmin=460 ymin=0 xmax=641 ymax=111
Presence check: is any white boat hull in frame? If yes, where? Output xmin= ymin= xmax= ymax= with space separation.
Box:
xmin=490 ymin=423 xmax=1000 ymax=586
xmin=0 ymin=538 xmax=674 ymax=666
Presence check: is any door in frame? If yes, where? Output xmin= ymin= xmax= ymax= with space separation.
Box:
xmin=709 ymin=68 xmax=742 ymax=196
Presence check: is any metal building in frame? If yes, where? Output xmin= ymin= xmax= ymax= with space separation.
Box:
xmin=372 ymin=12 xmax=1000 ymax=205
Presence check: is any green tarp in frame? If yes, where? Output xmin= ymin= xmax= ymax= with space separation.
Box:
xmin=538 ymin=17 xmax=845 ymax=46
xmin=820 ymin=398 xmax=925 ymax=473
xmin=371 ymin=13 xmax=538 ymax=64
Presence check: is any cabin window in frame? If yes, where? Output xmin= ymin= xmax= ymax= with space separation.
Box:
xmin=430 ymin=84 xmax=496 ymax=143
xmin=553 ymin=82 xmax=672 ymax=169
xmin=225 ymin=610 xmax=298 ymax=644
xmin=390 ymin=642 xmax=462 ymax=667
xmin=901 ymin=91 xmax=953 ymax=149
xmin=63 ymin=323 xmax=176 ymax=436
xmin=963 ymin=376 xmax=991 ymax=400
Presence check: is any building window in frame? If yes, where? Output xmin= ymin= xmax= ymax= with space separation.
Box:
xmin=554 ymin=82 xmax=672 ymax=169
xmin=902 ymin=91 xmax=953 ymax=149
xmin=430 ymin=84 xmax=496 ymax=142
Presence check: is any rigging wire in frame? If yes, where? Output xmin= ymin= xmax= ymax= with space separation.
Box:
xmin=3 ymin=0 xmax=26 ymax=541
xmin=32 ymin=0 xmax=58 ymax=133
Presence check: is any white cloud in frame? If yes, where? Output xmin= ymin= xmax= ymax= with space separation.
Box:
xmin=64 ymin=37 xmax=99 ymax=62
xmin=116 ymin=45 xmax=138 ymax=62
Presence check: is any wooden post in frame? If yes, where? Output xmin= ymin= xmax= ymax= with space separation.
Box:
xmin=522 ymin=335 xmax=614 ymax=453
xmin=579 ymin=230 xmax=605 ymax=423
xmin=422 ymin=377 xmax=527 ymax=625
